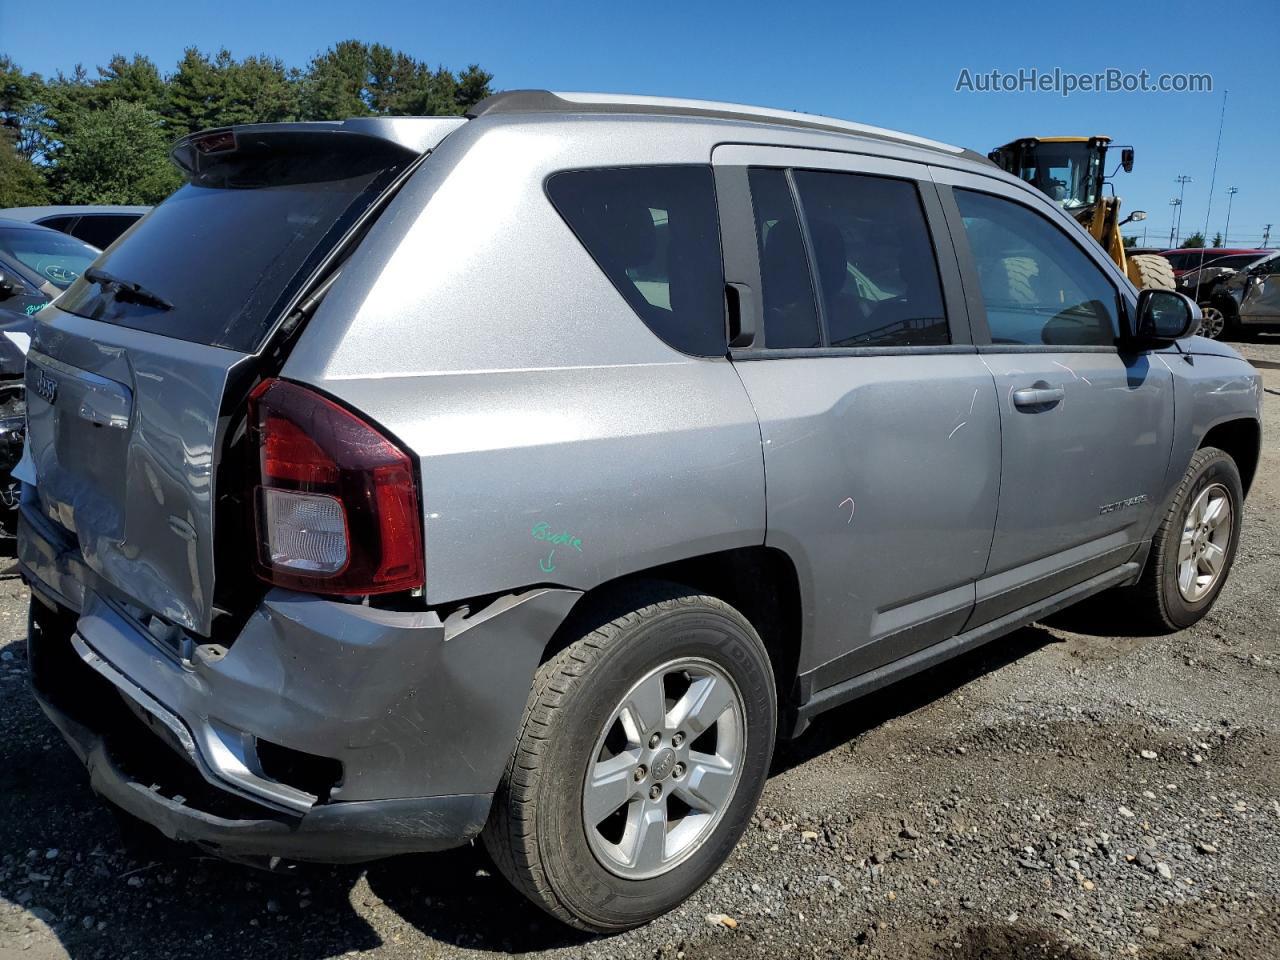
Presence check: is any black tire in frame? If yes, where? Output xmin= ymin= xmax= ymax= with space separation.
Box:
xmin=483 ymin=583 xmax=776 ymax=932
xmin=1128 ymin=447 xmax=1243 ymax=632
xmin=1129 ymin=253 xmax=1176 ymax=291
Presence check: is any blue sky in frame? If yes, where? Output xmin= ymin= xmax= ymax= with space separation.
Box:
xmin=3 ymin=0 xmax=1275 ymax=248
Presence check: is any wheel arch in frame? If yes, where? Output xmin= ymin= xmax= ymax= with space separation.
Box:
xmin=539 ymin=546 xmax=806 ymax=721
xmin=1200 ymin=417 xmax=1261 ymax=496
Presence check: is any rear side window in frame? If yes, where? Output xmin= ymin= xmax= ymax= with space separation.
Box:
xmin=790 ymin=171 xmax=949 ymax=347
xmin=56 ymin=140 xmax=413 ymax=353
xmin=70 ymin=214 xmax=140 ymax=249
xmin=547 ymin=166 xmax=726 ymax=357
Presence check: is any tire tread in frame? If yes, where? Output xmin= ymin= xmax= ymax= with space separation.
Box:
xmin=1131 ymin=446 xmax=1234 ymax=631
xmin=483 ymin=585 xmax=749 ymax=931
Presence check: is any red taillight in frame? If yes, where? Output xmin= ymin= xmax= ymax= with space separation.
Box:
xmin=248 ymin=378 xmax=424 ymax=595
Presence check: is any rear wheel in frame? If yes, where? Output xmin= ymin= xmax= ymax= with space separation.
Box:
xmin=483 ymin=584 xmax=776 ymax=931
xmin=1128 ymin=253 xmax=1176 ymax=291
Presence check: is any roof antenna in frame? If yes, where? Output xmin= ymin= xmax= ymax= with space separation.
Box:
xmin=1193 ymin=89 xmax=1228 ymax=276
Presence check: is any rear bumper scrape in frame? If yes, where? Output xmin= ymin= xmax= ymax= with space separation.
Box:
xmin=35 ymin=689 xmax=493 ymax=863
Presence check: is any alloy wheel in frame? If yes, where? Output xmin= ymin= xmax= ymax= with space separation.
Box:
xmin=1197 ymin=304 xmax=1226 ymax=340
xmin=582 ymin=657 xmax=745 ymax=880
xmin=1178 ymin=482 xmax=1232 ymax=602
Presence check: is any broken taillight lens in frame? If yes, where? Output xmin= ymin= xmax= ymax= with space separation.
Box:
xmin=247 ymin=378 xmax=424 ymax=594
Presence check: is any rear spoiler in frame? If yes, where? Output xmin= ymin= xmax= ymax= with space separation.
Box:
xmin=171 ymin=117 xmax=467 ymax=176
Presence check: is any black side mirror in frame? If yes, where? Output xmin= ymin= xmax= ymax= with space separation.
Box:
xmin=1120 ymin=147 xmax=1134 ymax=173
xmin=1133 ymin=289 xmax=1199 ymax=342
xmin=0 ymin=273 xmax=16 ymax=301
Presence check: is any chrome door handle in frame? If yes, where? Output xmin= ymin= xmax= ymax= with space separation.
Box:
xmin=1012 ymin=385 xmax=1064 ymax=408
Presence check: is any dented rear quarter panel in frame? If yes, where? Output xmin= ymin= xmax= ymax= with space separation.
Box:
xmin=282 ymin=115 xmax=768 ymax=606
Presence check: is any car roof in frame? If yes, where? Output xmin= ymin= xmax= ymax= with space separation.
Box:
xmin=466 ymin=90 xmax=992 ymax=164
xmin=0 ymin=205 xmax=152 ymax=221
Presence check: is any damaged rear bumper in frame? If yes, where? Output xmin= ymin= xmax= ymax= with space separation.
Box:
xmin=20 ymin=500 xmax=582 ymax=863
xmin=35 ymin=681 xmax=492 ymax=863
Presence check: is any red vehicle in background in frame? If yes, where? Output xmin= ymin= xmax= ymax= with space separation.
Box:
xmin=1159 ymin=247 xmax=1269 ymax=277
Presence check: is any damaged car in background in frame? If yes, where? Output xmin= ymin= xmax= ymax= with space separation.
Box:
xmin=0 ymin=218 xmax=99 ymax=533
xmin=17 ymin=94 xmax=1263 ymax=932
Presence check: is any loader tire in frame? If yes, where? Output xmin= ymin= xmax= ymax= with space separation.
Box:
xmin=1129 ymin=254 xmax=1176 ymax=291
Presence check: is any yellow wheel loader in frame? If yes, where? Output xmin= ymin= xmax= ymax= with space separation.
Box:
xmin=988 ymin=136 xmax=1175 ymax=290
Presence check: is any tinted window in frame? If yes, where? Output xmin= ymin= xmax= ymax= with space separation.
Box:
xmin=792 ymin=171 xmax=948 ymax=347
xmin=747 ymin=168 xmax=821 ymax=348
xmin=70 ymin=214 xmax=140 ymax=249
xmin=955 ymin=189 xmax=1119 ymax=346
xmin=56 ymin=141 xmax=412 ymax=353
xmin=34 ymin=216 xmax=77 ymax=234
xmin=0 ymin=226 xmax=98 ymax=290
xmin=547 ymin=166 xmax=725 ymax=357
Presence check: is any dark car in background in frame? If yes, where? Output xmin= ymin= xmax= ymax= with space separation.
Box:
xmin=1177 ymin=252 xmax=1275 ymax=339
xmin=0 ymin=205 xmax=149 ymax=249
xmin=0 ymin=218 xmax=100 ymax=532
xmin=1158 ymin=247 xmax=1268 ymax=278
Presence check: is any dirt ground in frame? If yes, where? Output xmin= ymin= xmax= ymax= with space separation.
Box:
xmin=2 ymin=337 xmax=1278 ymax=960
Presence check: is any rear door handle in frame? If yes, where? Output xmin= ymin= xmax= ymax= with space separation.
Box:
xmin=1012 ymin=384 xmax=1065 ymax=408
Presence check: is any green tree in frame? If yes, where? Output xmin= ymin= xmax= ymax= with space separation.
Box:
xmin=1123 ymin=235 xmax=1137 ymax=249
xmin=51 ymin=99 xmax=181 ymax=204
xmin=454 ymin=65 xmax=493 ymax=112
xmin=299 ymin=41 xmax=493 ymax=120
xmin=169 ymin=48 xmax=299 ymax=133
xmin=300 ymin=40 xmax=375 ymax=119
xmin=1212 ymin=232 xmax=1223 ymax=246
xmin=94 ymin=55 xmax=166 ymax=114
xmin=0 ymin=56 xmax=49 ymax=160
xmin=221 ymin=53 xmax=298 ymax=126
xmin=167 ymin=47 xmax=225 ymax=133
xmin=0 ymin=130 xmax=47 ymax=206
xmin=1183 ymin=233 xmax=1206 ymax=248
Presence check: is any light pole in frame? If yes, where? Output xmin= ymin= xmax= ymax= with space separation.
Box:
xmin=1174 ymin=175 xmax=1193 ymax=244
xmin=1224 ymin=186 xmax=1239 ymax=244
xmin=1169 ymin=198 xmax=1182 ymax=247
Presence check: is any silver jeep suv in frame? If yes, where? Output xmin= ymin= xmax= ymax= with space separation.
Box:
xmin=19 ymin=91 xmax=1262 ymax=931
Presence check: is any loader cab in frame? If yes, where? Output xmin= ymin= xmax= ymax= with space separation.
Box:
xmin=988 ymin=136 xmax=1126 ymax=216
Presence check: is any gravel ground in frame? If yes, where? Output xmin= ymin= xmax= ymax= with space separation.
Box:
xmin=2 ymin=336 xmax=1279 ymax=960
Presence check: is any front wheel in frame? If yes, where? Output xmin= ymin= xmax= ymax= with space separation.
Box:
xmin=1129 ymin=447 xmax=1243 ymax=632
xmin=483 ymin=584 xmax=776 ymax=932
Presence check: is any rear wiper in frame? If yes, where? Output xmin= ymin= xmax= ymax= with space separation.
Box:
xmin=85 ymin=267 xmax=173 ymax=311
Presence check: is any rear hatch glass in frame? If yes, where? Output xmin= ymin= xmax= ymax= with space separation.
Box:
xmin=55 ymin=132 xmax=415 ymax=353
xmin=24 ymin=128 xmax=419 ymax=635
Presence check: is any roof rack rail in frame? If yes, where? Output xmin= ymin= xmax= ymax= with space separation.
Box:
xmin=466 ymin=90 xmax=981 ymax=160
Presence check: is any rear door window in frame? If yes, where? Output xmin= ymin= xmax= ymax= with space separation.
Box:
xmin=56 ymin=140 xmax=414 ymax=353
xmin=546 ymin=166 xmax=726 ymax=357
xmin=791 ymin=170 xmax=949 ymax=347
xmin=747 ymin=168 xmax=821 ymax=348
